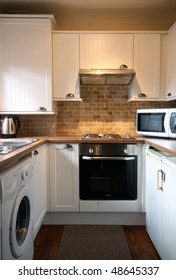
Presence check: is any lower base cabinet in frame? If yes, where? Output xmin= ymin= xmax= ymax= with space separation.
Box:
xmin=161 ymin=158 xmax=176 ymax=259
xmin=32 ymin=144 xmax=48 ymax=238
xmin=145 ymin=150 xmax=162 ymax=256
xmin=49 ymin=143 xmax=79 ymax=212
xmin=145 ymin=149 xmax=176 ymax=259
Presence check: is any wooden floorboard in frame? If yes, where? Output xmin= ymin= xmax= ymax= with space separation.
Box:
xmin=33 ymin=225 xmax=64 ymax=260
xmin=123 ymin=226 xmax=160 ymax=260
xmin=33 ymin=225 xmax=160 ymax=260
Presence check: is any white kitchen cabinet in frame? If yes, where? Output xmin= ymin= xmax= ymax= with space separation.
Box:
xmin=50 ymin=143 xmax=79 ymax=212
xmin=129 ymin=34 xmax=161 ymax=101
xmin=145 ymin=148 xmax=176 ymax=259
xmin=163 ymin=23 xmax=176 ymax=100
xmin=32 ymin=144 xmax=48 ymax=238
xmin=53 ymin=33 xmax=81 ymax=101
xmin=145 ymin=149 xmax=162 ymax=256
xmin=0 ymin=196 xmax=1 ymax=260
xmin=0 ymin=16 xmax=55 ymax=114
xmin=161 ymin=157 xmax=176 ymax=259
xmin=80 ymin=33 xmax=133 ymax=69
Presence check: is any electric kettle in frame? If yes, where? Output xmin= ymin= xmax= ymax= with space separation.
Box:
xmin=0 ymin=115 xmax=20 ymax=138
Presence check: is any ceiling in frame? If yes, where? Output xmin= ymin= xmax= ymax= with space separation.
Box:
xmin=0 ymin=0 xmax=176 ymax=13
xmin=0 ymin=0 xmax=176 ymax=30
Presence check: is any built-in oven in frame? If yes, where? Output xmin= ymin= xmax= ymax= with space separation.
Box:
xmin=79 ymin=143 xmax=137 ymax=201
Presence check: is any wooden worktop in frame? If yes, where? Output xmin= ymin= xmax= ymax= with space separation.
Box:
xmin=0 ymin=138 xmax=47 ymax=169
xmin=1 ymin=135 xmax=176 ymax=168
xmin=144 ymin=138 xmax=176 ymax=157
xmin=46 ymin=136 xmax=176 ymax=157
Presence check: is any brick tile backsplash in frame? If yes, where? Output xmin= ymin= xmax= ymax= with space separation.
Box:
xmin=18 ymin=86 xmax=176 ymax=137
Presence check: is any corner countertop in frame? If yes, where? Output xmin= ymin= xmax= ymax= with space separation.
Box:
xmin=144 ymin=138 xmax=176 ymax=157
xmin=1 ymin=135 xmax=176 ymax=168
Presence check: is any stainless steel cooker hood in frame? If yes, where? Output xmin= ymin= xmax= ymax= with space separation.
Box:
xmin=79 ymin=66 xmax=136 ymax=86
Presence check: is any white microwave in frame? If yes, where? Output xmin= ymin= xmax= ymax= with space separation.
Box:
xmin=137 ymin=108 xmax=176 ymax=138
xmin=169 ymin=109 xmax=176 ymax=137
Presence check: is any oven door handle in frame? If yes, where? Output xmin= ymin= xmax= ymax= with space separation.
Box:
xmin=82 ymin=156 xmax=135 ymax=160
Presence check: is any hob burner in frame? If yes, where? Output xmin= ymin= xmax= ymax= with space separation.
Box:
xmin=103 ymin=134 xmax=121 ymax=139
xmin=82 ymin=134 xmax=101 ymax=139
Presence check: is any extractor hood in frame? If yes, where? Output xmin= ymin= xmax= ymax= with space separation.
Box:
xmin=79 ymin=66 xmax=136 ymax=86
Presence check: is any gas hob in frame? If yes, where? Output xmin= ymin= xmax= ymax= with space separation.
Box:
xmin=81 ymin=133 xmax=132 ymax=139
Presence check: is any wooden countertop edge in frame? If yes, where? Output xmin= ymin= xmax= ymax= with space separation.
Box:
xmin=144 ymin=138 xmax=176 ymax=157
xmin=1 ymin=136 xmax=176 ymax=168
xmin=0 ymin=138 xmax=47 ymax=169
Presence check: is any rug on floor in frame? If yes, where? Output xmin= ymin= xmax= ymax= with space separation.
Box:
xmin=58 ymin=225 xmax=132 ymax=260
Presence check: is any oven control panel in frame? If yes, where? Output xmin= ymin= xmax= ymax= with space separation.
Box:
xmin=80 ymin=143 xmax=137 ymax=156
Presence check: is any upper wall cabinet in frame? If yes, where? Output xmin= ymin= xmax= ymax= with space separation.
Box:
xmin=80 ymin=34 xmax=133 ymax=69
xmin=0 ymin=16 xmax=56 ymax=114
xmin=52 ymin=33 xmax=81 ymax=101
xmin=163 ymin=23 xmax=176 ymax=101
xmin=128 ymin=34 xmax=161 ymax=101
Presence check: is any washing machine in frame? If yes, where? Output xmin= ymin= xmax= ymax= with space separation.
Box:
xmin=0 ymin=155 xmax=34 ymax=260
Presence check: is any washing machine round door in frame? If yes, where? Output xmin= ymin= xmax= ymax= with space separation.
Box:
xmin=9 ymin=186 xmax=33 ymax=258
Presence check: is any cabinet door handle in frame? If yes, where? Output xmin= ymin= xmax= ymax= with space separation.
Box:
xmin=37 ymin=106 xmax=47 ymax=111
xmin=63 ymin=144 xmax=73 ymax=149
xmin=138 ymin=93 xmax=147 ymax=98
xmin=34 ymin=150 xmax=39 ymax=155
xmin=66 ymin=93 xmax=75 ymax=98
xmin=157 ymin=169 xmax=163 ymax=192
xmin=119 ymin=64 xmax=128 ymax=69
xmin=167 ymin=92 xmax=172 ymax=97
xmin=162 ymin=171 xmax=166 ymax=183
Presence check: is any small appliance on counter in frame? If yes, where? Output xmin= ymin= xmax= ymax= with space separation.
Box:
xmin=0 ymin=115 xmax=20 ymax=138
xmin=136 ymin=108 xmax=176 ymax=138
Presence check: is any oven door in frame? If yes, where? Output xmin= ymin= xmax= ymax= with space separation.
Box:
xmin=80 ymin=155 xmax=137 ymax=200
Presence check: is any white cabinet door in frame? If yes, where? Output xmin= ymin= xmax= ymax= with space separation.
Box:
xmin=164 ymin=24 xmax=176 ymax=100
xmin=129 ymin=34 xmax=161 ymax=100
xmin=0 ymin=17 xmax=54 ymax=114
xmin=53 ymin=33 xmax=80 ymax=100
xmin=32 ymin=144 xmax=48 ymax=238
xmin=80 ymin=34 xmax=133 ymax=69
xmin=0 ymin=194 xmax=1 ymax=259
xmin=50 ymin=143 xmax=79 ymax=212
xmin=162 ymin=159 xmax=176 ymax=259
xmin=145 ymin=150 xmax=162 ymax=256
xmin=145 ymin=149 xmax=176 ymax=259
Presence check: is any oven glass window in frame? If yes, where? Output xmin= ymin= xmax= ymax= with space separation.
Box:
xmin=80 ymin=156 xmax=137 ymax=200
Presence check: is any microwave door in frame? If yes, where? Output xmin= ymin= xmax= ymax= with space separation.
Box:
xmin=137 ymin=110 xmax=169 ymax=137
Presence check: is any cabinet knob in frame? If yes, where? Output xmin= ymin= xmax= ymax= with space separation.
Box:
xmin=138 ymin=93 xmax=147 ymax=98
xmin=167 ymin=92 xmax=172 ymax=97
xmin=37 ymin=106 xmax=47 ymax=111
xmin=119 ymin=64 xmax=128 ymax=69
xmin=63 ymin=144 xmax=73 ymax=149
xmin=66 ymin=93 xmax=75 ymax=98
xmin=34 ymin=150 xmax=39 ymax=155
